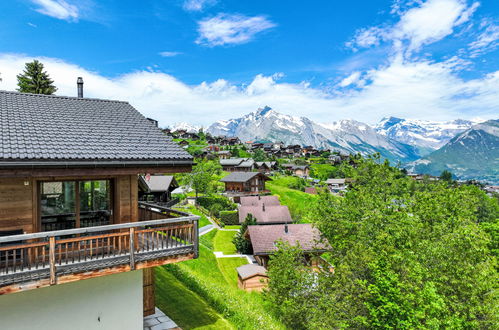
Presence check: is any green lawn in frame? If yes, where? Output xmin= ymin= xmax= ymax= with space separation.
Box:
xmin=267 ymin=182 xmax=318 ymax=222
xmin=213 ymin=230 xmax=237 ymax=254
xmin=223 ymin=225 xmax=241 ymax=230
xmin=155 ymin=267 xmax=233 ymax=329
xmin=217 ymin=257 xmax=248 ymax=288
xmin=200 ymin=228 xmax=218 ymax=250
xmin=174 ymin=205 xmax=212 ymax=228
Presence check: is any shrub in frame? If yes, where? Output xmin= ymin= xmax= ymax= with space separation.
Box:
xmin=197 ymin=195 xmax=236 ymax=211
xmin=233 ymin=214 xmax=256 ymax=254
xmin=209 ymin=203 xmax=224 ymax=218
xmin=220 ymin=210 xmax=239 ymax=225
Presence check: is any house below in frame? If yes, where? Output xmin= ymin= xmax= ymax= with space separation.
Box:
xmin=138 ymin=175 xmax=179 ymax=205
xmin=246 ymin=224 xmax=330 ymax=268
xmin=220 ymin=172 xmax=271 ymax=197
xmin=239 ymin=195 xmax=280 ymax=207
xmin=220 ymin=158 xmax=255 ymax=172
xmin=282 ymin=164 xmax=310 ymax=177
xmin=217 ymin=150 xmax=232 ymax=159
xmin=325 ymin=178 xmax=347 ymax=193
xmin=236 ymin=264 xmax=268 ymax=292
xmin=238 ymin=203 xmax=292 ymax=224
xmin=254 ymin=161 xmax=278 ymax=173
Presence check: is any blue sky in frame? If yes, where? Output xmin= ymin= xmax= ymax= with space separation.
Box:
xmin=0 ymin=0 xmax=498 ymax=126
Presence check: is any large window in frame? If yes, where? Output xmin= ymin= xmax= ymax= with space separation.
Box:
xmin=40 ymin=180 xmax=113 ymax=231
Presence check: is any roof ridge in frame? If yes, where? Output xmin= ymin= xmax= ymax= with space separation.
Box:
xmin=0 ymin=90 xmax=130 ymax=104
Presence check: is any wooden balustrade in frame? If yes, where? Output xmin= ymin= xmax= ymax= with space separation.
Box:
xmin=0 ymin=215 xmax=199 ymax=294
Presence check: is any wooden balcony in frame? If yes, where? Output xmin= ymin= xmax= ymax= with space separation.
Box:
xmin=0 ymin=207 xmax=199 ymax=295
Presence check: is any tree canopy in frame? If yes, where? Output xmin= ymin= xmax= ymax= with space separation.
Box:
xmin=265 ymin=156 xmax=498 ymax=329
xmin=17 ymin=60 xmax=57 ymax=95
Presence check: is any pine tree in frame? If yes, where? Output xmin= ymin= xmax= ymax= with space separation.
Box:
xmin=16 ymin=60 xmax=57 ymax=95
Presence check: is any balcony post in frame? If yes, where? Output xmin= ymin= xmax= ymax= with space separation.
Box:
xmin=129 ymin=227 xmax=135 ymax=270
xmin=193 ymin=220 xmax=199 ymax=259
xmin=49 ymin=236 xmax=56 ymax=285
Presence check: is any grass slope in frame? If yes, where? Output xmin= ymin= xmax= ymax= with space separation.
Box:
xmin=213 ymin=230 xmax=238 ymax=254
xmin=217 ymin=257 xmax=248 ymax=288
xmin=174 ymin=204 xmax=212 ymax=228
xmin=155 ymin=267 xmax=233 ymax=329
xmin=267 ymin=182 xmax=318 ymax=221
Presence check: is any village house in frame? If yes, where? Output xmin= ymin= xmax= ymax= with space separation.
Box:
xmin=246 ymin=224 xmax=331 ymax=268
xmin=138 ymin=175 xmax=179 ymax=205
xmin=236 ymin=264 xmax=269 ymax=292
xmin=325 ymin=178 xmax=347 ymax=193
xmin=239 ymin=195 xmax=281 ymax=207
xmin=217 ymin=150 xmax=232 ymax=159
xmin=220 ymin=158 xmax=255 ymax=172
xmin=282 ymin=164 xmax=310 ymax=177
xmin=238 ymin=203 xmax=292 ymax=224
xmin=0 ymin=88 xmax=199 ymax=329
xmin=220 ymin=172 xmax=271 ymax=197
xmin=254 ymin=161 xmax=278 ymax=173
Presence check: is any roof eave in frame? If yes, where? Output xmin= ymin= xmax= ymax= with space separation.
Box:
xmin=0 ymin=159 xmax=194 ymax=169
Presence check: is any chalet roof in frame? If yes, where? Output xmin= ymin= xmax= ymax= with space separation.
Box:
xmin=139 ymin=175 xmax=178 ymax=193
xmin=240 ymin=195 xmax=280 ymax=206
xmin=239 ymin=204 xmax=292 ymax=224
xmin=0 ymin=90 xmax=192 ymax=167
xmin=220 ymin=158 xmax=246 ymax=166
xmin=220 ymin=171 xmax=269 ymax=183
xmin=255 ymin=161 xmax=276 ymax=168
xmin=236 ymin=264 xmax=268 ymax=280
xmin=325 ymin=178 xmax=346 ymax=184
xmin=247 ymin=224 xmax=330 ymax=255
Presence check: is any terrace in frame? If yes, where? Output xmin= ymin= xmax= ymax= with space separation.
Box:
xmin=0 ymin=202 xmax=199 ymax=295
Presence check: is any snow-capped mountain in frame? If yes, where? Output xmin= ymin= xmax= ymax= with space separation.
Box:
xmin=169 ymin=122 xmax=201 ymax=133
xmin=375 ymin=117 xmax=476 ymax=155
xmin=409 ymin=120 xmax=499 ymax=184
xmin=207 ymin=106 xmax=420 ymax=162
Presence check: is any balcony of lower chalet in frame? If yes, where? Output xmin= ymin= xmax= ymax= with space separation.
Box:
xmin=0 ymin=202 xmax=199 ymax=295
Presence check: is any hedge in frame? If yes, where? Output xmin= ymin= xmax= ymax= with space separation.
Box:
xmin=197 ymin=195 xmax=235 ymax=211
xmin=219 ymin=210 xmax=239 ymax=225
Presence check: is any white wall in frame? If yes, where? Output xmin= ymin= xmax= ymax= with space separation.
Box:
xmin=0 ymin=270 xmax=143 ymax=330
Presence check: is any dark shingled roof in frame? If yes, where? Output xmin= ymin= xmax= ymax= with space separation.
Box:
xmin=0 ymin=90 xmax=192 ymax=166
xmin=220 ymin=172 xmax=270 ymax=183
xmin=247 ymin=224 xmax=331 ymax=255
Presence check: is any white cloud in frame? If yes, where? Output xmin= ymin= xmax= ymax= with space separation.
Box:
xmin=159 ymin=51 xmax=182 ymax=57
xmin=469 ymin=22 xmax=499 ymax=57
xmin=183 ymin=0 xmax=217 ymax=12
xmin=349 ymin=0 xmax=479 ymax=54
xmin=339 ymin=71 xmax=362 ymax=87
xmin=31 ymin=0 xmax=79 ymax=21
xmin=196 ymin=13 xmax=276 ymax=46
xmin=0 ymin=53 xmax=497 ymax=127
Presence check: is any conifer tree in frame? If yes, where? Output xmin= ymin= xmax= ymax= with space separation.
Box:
xmin=16 ymin=60 xmax=57 ymax=95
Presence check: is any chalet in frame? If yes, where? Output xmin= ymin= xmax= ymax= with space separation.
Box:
xmin=239 ymin=195 xmax=280 ymax=207
xmin=138 ymin=175 xmax=179 ymax=205
xmin=0 ymin=89 xmax=199 ymax=329
xmin=237 ymin=264 xmax=268 ymax=292
xmin=254 ymin=161 xmax=278 ymax=173
xmin=220 ymin=172 xmax=271 ymax=196
xmin=238 ymin=203 xmax=292 ymax=224
xmin=178 ymin=139 xmax=189 ymax=147
xmin=246 ymin=224 xmax=330 ymax=268
xmin=325 ymin=178 xmax=347 ymax=193
xmin=282 ymin=164 xmax=310 ymax=177
xmin=217 ymin=150 xmax=232 ymax=159
xmin=220 ymin=158 xmax=255 ymax=172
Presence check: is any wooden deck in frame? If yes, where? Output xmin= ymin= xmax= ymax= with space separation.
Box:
xmin=0 ymin=209 xmax=199 ymax=295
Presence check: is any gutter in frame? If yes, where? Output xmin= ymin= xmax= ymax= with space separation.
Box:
xmin=0 ymin=159 xmax=194 ymax=169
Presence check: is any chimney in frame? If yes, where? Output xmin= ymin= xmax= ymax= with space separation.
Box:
xmin=262 ymin=203 xmax=265 ymax=212
xmin=284 ymin=223 xmax=288 ymax=234
xmin=77 ymin=77 xmax=84 ymax=98
xmin=258 ymin=195 xmax=261 ymax=200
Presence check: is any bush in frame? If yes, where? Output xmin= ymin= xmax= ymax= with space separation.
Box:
xmin=233 ymin=214 xmax=256 ymax=254
xmin=220 ymin=210 xmax=239 ymax=225
xmin=209 ymin=203 xmax=224 ymax=218
xmin=197 ymin=195 xmax=236 ymax=211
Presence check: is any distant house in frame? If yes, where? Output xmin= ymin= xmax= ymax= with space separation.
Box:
xmin=246 ymin=224 xmax=331 ymax=268
xmin=239 ymin=195 xmax=281 ymax=207
xmin=325 ymin=178 xmax=347 ymax=193
xmin=237 ymin=264 xmax=269 ymax=292
xmin=220 ymin=158 xmax=255 ymax=172
xmin=238 ymin=203 xmax=292 ymax=224
xmin=304 ymin=187 xmax=318 ymax=194
xmin=178 ymin=139 xmax=189 ymax=147
xmin=220 ymin=172 xmax=271 ymax=196
xmin=217 ymin=150 xmax=232 ymax=159
xmin=282 ymin=164 xmax=310 ymax=177
xmin=138 ymin=175 xmax=179 ymax=204
xmin=255 ymin=161 xmax=278 ymax=173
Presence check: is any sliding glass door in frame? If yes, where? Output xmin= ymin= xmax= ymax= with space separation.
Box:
xmin=40 ymin=180 xmax=113 ymax=232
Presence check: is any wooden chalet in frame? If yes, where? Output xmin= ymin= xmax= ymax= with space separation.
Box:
xmin=0 ymin=89 xmax=198 ymax=329
xmin=246 ymin=224 xmax=330 ymax=268
xmin=282 ymin=164 xmax=310 ymax=177
xmin=254 ymin=161 xmax=277 ymax=173
xmin=220 ymin=158 xmax=255 ymax=172
xmin=138 ymin=175 xmax=179 ymax=205
xmin=236 ymin=264 xmax=268 ymax=292
xmin=220 ymin=172 xmax=271 ymax=197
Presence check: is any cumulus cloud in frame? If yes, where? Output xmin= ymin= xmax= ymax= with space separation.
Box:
xmin=0 ymin=53 xmax=498 ymax=127
xmin=348 ymin=0 xmax=479 ymax=54
xmin=183 ymin=0 xmax=217 ymax=12
xmin=31 ymin=0 xmax=79 ymax=21
xmin=159 ymin=51 xmax=182 ymax=57
xmin=196 ymin=13 xmax=276 ymax=46
xmin=469 ymin=22 xmax=499 ymax=58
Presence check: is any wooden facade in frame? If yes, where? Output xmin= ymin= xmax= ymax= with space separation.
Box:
xmin=237 ymin=273 xmax=268 ymax=292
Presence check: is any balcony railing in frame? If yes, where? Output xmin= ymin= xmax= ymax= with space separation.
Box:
xmin=0 ymin=213 xmax=199 ymax=294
